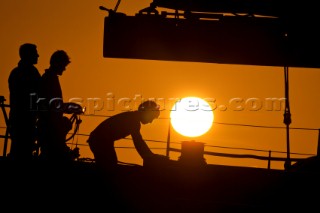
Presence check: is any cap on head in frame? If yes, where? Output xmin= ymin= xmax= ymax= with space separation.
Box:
xmin=138 ymin=100 xmax=160 ymax=111
xmin=138 ymin=100 xmax=160 ymax=119
xmin=50 ymin=50 xmax=70 ymax=67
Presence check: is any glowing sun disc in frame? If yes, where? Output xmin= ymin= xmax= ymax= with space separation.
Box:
xmin=170 ymin=97 xmax=214 ymax=137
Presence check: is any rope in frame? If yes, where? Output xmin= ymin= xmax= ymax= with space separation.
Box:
xmin=114 ymin=0 xmax=122 ymax=12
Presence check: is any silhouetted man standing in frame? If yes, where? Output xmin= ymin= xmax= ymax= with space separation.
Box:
xmin=37 ymin=50 xmax=79 ymax=163
xmin=8 ymin=43 xmax=41 ymax=161
xmin=87 ymin=100 xmax=169 ymax=172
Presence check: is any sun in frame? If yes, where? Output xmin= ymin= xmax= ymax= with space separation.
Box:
xmin=170 ymin=97 xmax=214 ymax=137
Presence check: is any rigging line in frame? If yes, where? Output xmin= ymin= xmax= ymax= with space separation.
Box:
xmin=67 ymin=131 xmax=318 ymax=154
xmin=81 ymin=113 xmax=318 ymax=130
xmin=69 ymin=132 xmax=89 ymax=136
xmin=117 ymin=160 xmax=141 ymax=167
xmin=204 ymin=144 xmax=314 ymax=156
xmin=166 ymin=118 xmax=171 ymax=157
xmin=205 ymin=144 xmax=272 ymax=153
xmin=80 ymin=114 xmax=317 ymax=130
xmin=213 ymin=122 xmax=318 ymax=131
xmin=83 ymin=114 xmax=172 ymax=120
xmin=63 ymin=136 xmax=315 ymax=157
xmin=114 ymin=0 xmax=122 ymax=12
xmin=214 ymin=122 xmax=284 ymax=129
xmin=65 ymin=132 xmax=181 ymax=145
xmin=82 ymin=114 xmax=111 ymax=118
xmin=1 ymin=123 xmax=318 ymax=131
xmin=69 ymin=114 xmax=76 ymax=149
xmin=124 ymin=137 xmax=181 ymax=144
xmin=283 ymin=31 xmax=292 ymax=170
xmin=115 ymin=146 xmax=166 ymax=149
xmin=65 ymin=143 xmax=88 ymax=147
xmin=284 ymin=66 xmax=290 ymax=112
xmin=75 ymin=115 xmax=81 ymax=150
xmin=168 ymin=147 xmax=310 ymax=161
xmin=64 ymin=140 xmax=314 ymax=157
xmin=64 ymin=134 xmax=315 ymax=157
xmin=76 ymin=114 xmax=320 ymax=130
xmin=70 ymin=130 xmax=75 ymax=150
xmin=65 ymin=131 xmax=316 ymax=157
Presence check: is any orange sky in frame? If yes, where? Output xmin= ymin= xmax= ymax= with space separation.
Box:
xmin=1 ymin=0 xmax=319 ymax=170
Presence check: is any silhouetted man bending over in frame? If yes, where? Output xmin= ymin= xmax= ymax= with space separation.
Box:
xmin=8 ymin=43 xmax=41 ymax=161
xmin=87 ymin=100 xmax=168 ymax=171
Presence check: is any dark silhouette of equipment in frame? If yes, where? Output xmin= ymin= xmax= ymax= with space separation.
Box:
xmin=0 ymin=96 xmax=10 ymax=157
xmin=101 ymin=0 xmax=320 ymax=68
xmin=178 ymin=141 xmax=207 ymax=167
xmin=63 ymin=103 xmax=85 ymax=143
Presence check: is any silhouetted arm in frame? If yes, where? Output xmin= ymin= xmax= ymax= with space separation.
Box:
xmin=131 ymin=131 xmax=153 ymax=159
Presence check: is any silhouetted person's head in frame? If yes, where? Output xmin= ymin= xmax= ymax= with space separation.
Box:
xmin=138 ymin=100 xmax=160 ymax=124
xmin=19 ymin=43 xmax=39 ymax=65
xmin=49 ymin=50 xmax=70 ymax=75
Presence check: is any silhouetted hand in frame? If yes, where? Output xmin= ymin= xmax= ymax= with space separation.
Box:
xmin=143 ymin=154 xmax=171 ymax=168
xmin=69 ymin=147 xmax=80 ymax=160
